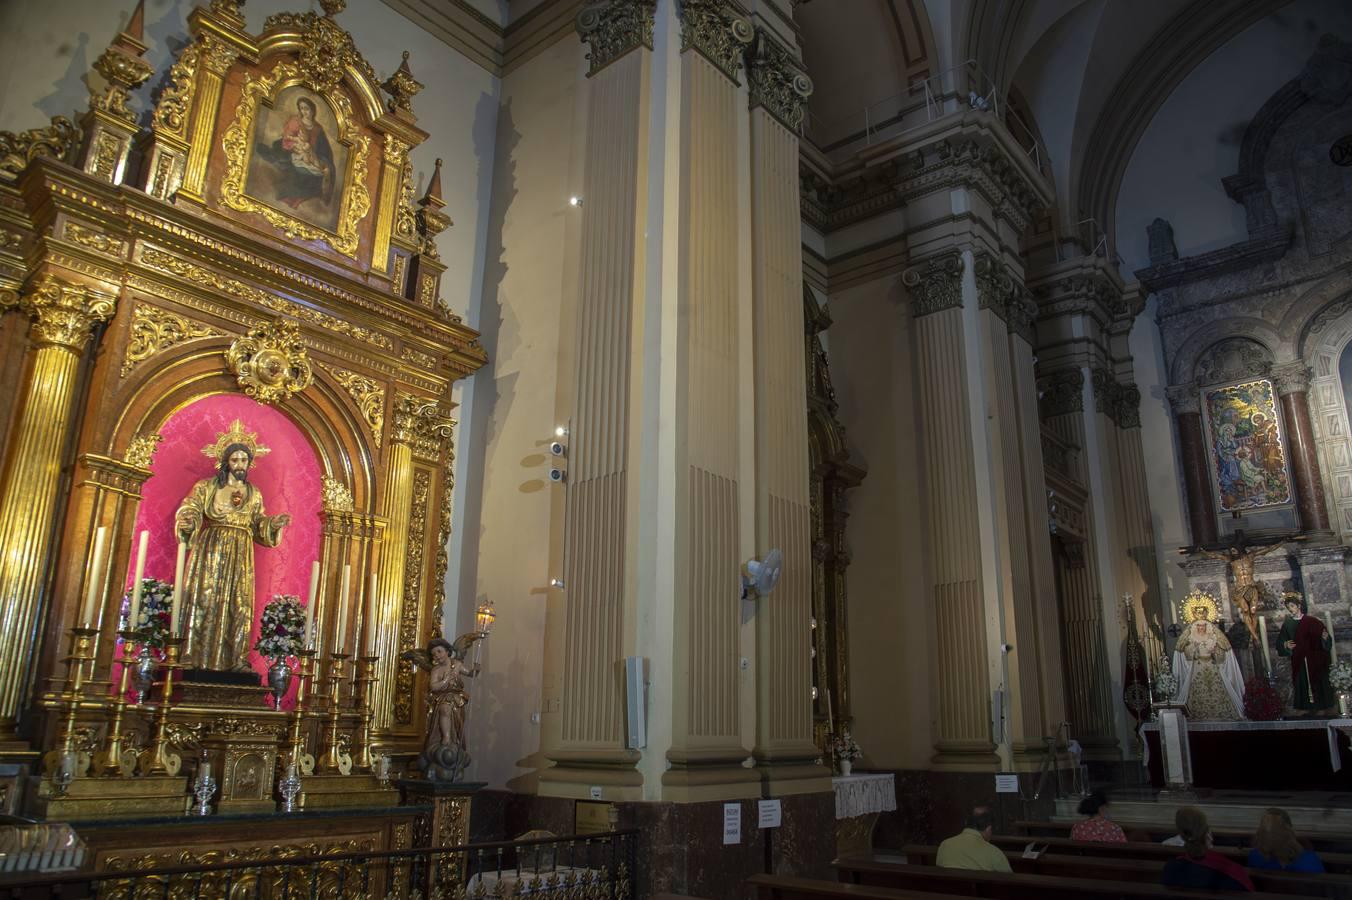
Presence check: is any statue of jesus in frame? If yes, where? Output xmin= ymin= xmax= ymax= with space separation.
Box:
xmin=1194 ymin=532 xmax=1290 ymax=646
xmin=175 ymin=420 xmax=291 ymax=671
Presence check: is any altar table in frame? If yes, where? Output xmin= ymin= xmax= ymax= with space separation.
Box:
xmin=1142 ymin=719 xmax=1352 ymax=790
xmin=832 ymin=773 xmax=896 ymax=858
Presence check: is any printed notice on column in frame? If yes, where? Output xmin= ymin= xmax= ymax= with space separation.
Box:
xmin=723 ymin=803 xmax=741 ymax=844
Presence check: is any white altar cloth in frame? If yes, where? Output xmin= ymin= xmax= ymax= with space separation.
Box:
xmin=1142 ymin=718 xmax=1352 ymax=772
xmin=832 ymin=772 xmax=896 ymax=820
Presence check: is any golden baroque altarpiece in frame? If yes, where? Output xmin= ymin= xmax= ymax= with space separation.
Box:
xmin=0 ymin=0 xmax=485 ymax=866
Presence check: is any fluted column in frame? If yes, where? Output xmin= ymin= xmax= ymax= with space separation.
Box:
xmin=543 ymin=0 xmax=654 ymax=795
xmin=0 ymin=274 xmax=115 ymax=736
xmin=907 ymin=252 xmax=1000 ymax=770
xmin=661 ymin=0 xmax=759 ymax=800
xmin=1038 ymin=368 xmax=1120 ymax=757
xmin=1167 ymin=383 xmax=1218 ymax=547
xmin=1273 ymin=362 xmax=1331 ymax=535
xmin=177 ymin=3 xmax=251 ymax=204
xmin=746 ymin=27 xmax=824 ymax=791
xmin=990 ymin=275 xmax=1064 ymax=764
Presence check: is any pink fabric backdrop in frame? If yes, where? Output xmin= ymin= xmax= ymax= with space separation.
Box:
xmin=125 ymin=395 xmax=323 ymax=701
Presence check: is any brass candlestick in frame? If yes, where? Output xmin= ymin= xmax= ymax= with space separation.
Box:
xmin=90 ymin=629 xmax=147 ymax=776
xmin=316 ymin=652 xmax=350 ymax=773
xmin=137 ymin=636 xmax=184 ymax=776
xmin=285 ymin=648 xmax=317 ymax=771
xmin=41 ymin=626 xmax=99 ymax=778
xmin=352 ymin=654 xmax=378 ymax=772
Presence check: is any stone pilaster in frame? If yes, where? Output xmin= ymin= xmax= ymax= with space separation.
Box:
xmin=660 ymin=0 xmax=760 ymax=801
xmin=745 ymin=27 xmax=825 ymax=794
xmin=542 ymin=0 xmax=656 ymax=797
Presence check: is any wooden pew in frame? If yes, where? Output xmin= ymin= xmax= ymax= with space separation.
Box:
xmin=1016 ymin=819 xmax=1352 ymax=853
xmin=745 ymin=874 xmax=965 ymax=900
xmin=828 ymin=859 xmax=1303 ymax=900
xmin=889 ymin=846 xmax=1352 ymax=898
xmin=988 ymin=834 xmax=1352 ymax=875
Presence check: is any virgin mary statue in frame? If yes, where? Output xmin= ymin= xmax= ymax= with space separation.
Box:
xmin=1173 ymin=591 xmax=1246 ymax=720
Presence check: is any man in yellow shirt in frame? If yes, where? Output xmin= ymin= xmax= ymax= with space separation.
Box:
xmin=935 ymin=806 xmax=1012 ymax=873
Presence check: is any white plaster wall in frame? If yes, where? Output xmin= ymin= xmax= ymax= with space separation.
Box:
xmin=455 ymin=34 xmax=585 ymax=790
xmin=827 ymin=275 xmax=934 ymax=771
xmin=1114 ymin=0 xmax=1352 ymax=273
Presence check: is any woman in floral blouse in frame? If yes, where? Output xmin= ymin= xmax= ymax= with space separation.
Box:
xmin=1070 ymin=790 xmax=1127 ymax=843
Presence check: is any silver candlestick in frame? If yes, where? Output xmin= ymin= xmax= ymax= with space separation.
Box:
xmin=192 ymin=764 xmax=217 ymax=816
xmin=278 ymin=765 xmax=302 ymax=813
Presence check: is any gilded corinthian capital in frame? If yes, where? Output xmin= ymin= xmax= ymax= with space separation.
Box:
xmin=745 ymin=29 xmax=813 ymax=132
xmin=20 ymin=275 xmax=117 ymax=350
xmin=576 ymin=0 xmax=656 ymax=77
xmin=392 ymin=392 xmax=455 ymax=461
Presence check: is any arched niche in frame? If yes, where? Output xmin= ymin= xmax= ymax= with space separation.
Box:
xmin=1295 ymin=290 xmax=1352 ymax=541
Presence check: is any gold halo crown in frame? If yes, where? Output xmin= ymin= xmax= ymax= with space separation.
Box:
xmin=1281 ymin=591 xmax=1305 ymax=609
xmin=1180 ymin=589 xmax=1220 ymax=625
xmin=200 ymin=419 xmax=272 ymax=462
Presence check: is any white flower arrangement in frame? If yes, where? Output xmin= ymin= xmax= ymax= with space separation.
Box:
xmin=831 ymin=730 xmax=862 ymax=762
xmin=1153 ymin=656 xmax=1179 ymax=701
xmin=254 ymin=594 xmax=305 ymax=663
xmin=127 ymin=577 xmax=174 ymax=649
xmin=1331 ymin=661 xmax=1352 ymax=694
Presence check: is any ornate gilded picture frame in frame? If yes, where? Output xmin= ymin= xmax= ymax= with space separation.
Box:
xmin=221 ymin=61 xmax=371 ymax=257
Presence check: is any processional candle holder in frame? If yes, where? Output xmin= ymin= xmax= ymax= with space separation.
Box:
xmin=317 ymin=651 xmax=350 ymax=773
xmin=137 ymin=636 xmax=184 ymax=776
xmin=285 ymin=648 xmax=317 ymax=771
xmin=352 ymin=654 xmax=379 ymax=772
xmin=91 ymin=629 xmax=149 ymax=776
xmin=41 ymin=626 xmax=99 ymax=781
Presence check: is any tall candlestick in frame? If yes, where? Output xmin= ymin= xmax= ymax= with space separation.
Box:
xmin=335 ymin=564 xmax=351 ymax=651
xmin=366 ymin=573 xmax=378 ymax=655
xmin=825 ymin=687 xmax=834 ymax=730
xmin=1259 ymin=615 xmax=1272 ymax=674
xmin=305 ymin=561 xmax=320 ymax=648
xmin=1330 ymin=623 xmax=1338 ymax=665
xmin=170 ymin=540 xmax=187 ymax=636
xmin=81 ymin=527 xmax=108 ymax=626
xmin=128 ymin=530 xmax=149 ymax=630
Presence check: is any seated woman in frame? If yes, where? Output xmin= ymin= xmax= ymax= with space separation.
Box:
xmin=1070 ymin=790 xmax=1126 ymax=843
xmin=1248 ymin=808 xmax=1324 ymax=873
xmin=1162 ymin=807 xmax=1254 ymax=892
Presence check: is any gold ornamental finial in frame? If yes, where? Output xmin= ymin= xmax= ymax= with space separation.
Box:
xmin=201 ymin=419 xmax=272 ymax=462
xmin=320 ymin=0 xmax=347 ymax=17
xmin=88 ymin=0 xmax=155 ymax=125
xmin=1180 ymin=589 xmax=1220 ymax=625
xmin=382 ymin=50 xmax=424 ymax=115
xmin=421 ymin=158 xmax=445 ymax=210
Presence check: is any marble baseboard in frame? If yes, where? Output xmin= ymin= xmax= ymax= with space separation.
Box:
xmin=477 ymin=790 xmax=833 ymax=900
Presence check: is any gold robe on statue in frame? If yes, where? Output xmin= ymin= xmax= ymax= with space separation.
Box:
xmin=175 ymin=478 xmax=286 ymax=670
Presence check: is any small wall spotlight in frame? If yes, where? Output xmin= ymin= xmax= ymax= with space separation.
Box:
xmin=569 ymin=196 xmax=582 ymax=207
xmin=555 ymin=425 xmax=569 ymax=437
xmin=550 ymin=578 xmax=565 ymax=589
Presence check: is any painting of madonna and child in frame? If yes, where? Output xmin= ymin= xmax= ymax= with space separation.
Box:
xmin=245 ymin=86 xmax=348 ymax=234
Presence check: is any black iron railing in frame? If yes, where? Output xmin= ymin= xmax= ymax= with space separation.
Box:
xmin=0 ymin=829 xmax=638 ymax=900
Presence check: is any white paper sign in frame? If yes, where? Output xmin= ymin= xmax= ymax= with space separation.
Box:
xmin=994 ymin=773 xmax=1019 ymax=794
xmin=723 ymin=803 xmax=741 ymax=844
xmin=757 ymin=799 xmax=782 ymax=829
xmin=589 ymin=785 xmax=602 ymax=800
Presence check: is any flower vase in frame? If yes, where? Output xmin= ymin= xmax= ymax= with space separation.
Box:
xmin=839 ymin=759 xmax=852 ymax=776
xmin=267 ymin=660 xmax=292 ymax=710
xmin=1340 ymin=692 xmax=1351 ymax=719
xmin=130 ymin=650 xmax=156 ymax=702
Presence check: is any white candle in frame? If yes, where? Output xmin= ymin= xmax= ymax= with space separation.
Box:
xmin=366 ymin=573 xmax=379 ymax=655
xmin=305 ymin=561 xmax=320 ymax=648
xmin=81 ymin=526 xmax=108 ymax=626
xmin=335 ymin=564 xmax=351 ymax=651
xmin=1259 ymin=615 xmax=1272 ymax=673
xmin=170 ymin=540 xmax=187 ymax=635
xmin=128 ymin=530 xmax=149 ymax=630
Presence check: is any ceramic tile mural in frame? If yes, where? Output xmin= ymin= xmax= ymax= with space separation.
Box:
xmin=1204 ymin=379 xmax=1292 ymax=511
